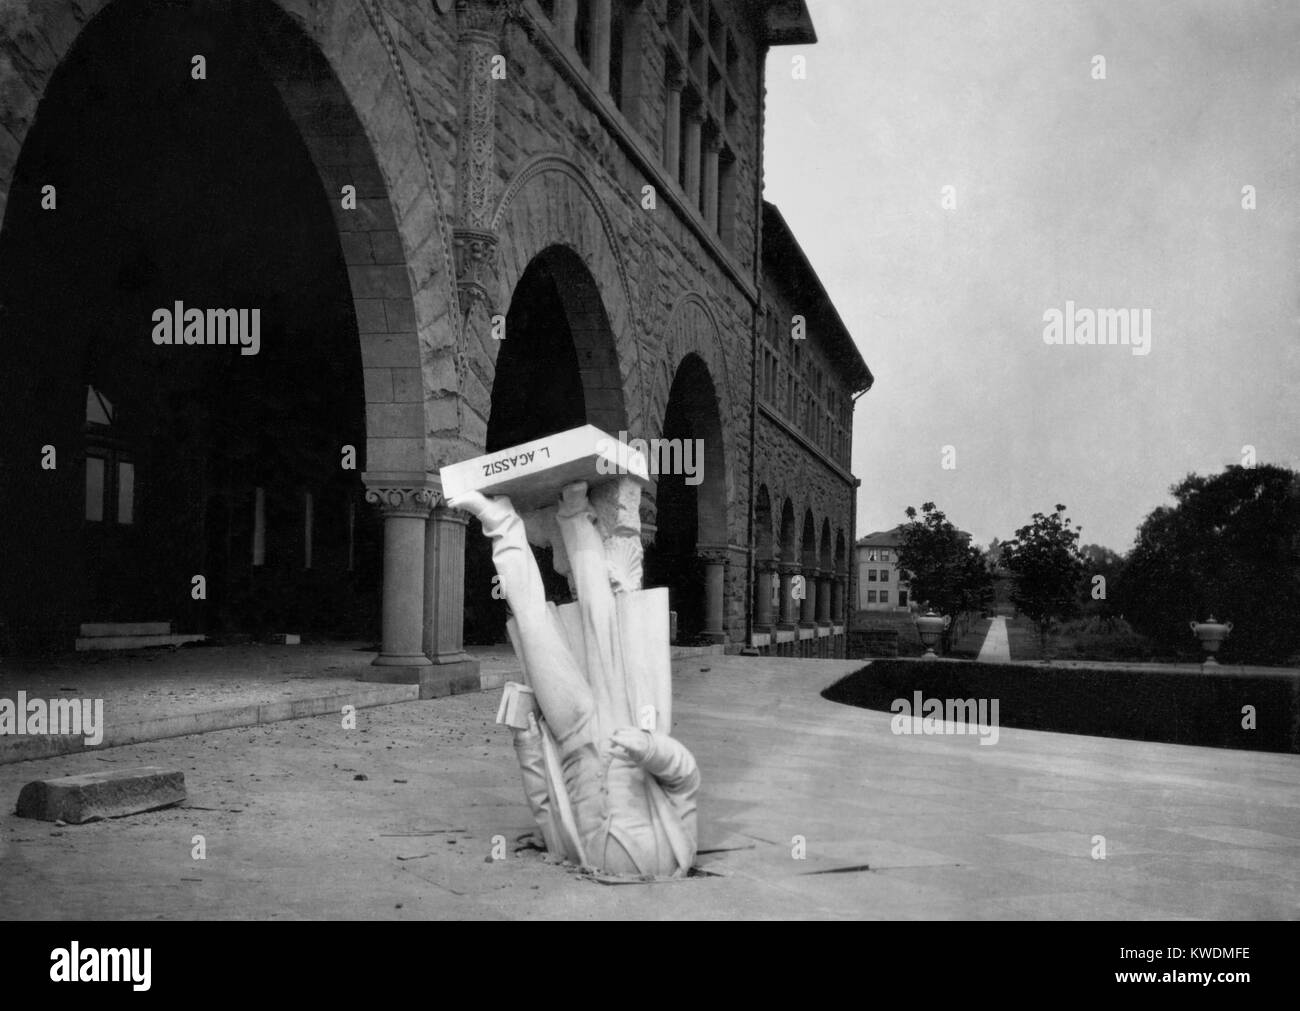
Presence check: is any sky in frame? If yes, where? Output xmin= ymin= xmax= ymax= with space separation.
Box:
xmin=763 ymin=0 xmax=1300 ymax=552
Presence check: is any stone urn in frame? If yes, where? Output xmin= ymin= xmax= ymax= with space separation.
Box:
xmin=915 ymin=609 xmax=951 ymax=660
xmin=1189 ymin=616 xmax=1233 ymax=665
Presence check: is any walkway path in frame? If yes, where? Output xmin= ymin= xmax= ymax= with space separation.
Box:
xmin=3 ymin=655 xmax=1297 ymax=919
xmin=976 ymin=616 xmax=1011 ymax=662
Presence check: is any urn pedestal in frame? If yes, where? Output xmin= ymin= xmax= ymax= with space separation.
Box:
xmin=1189 ymin=616 xmax=1233 ymax=666
xmin=915 ymin=609 xmax=951 ymax=660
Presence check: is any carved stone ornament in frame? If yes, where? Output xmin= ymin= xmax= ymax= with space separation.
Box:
xmin=364 ymin=485 xmax=439 ymax=518
xmin=453 ymin=227 xmax=499 ymax=313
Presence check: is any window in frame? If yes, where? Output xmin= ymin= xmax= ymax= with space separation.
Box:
xmin=867 ymin=590 xmax=877 ymax=603
xmin=253 ymin=487 xmax=266 ymax=567
xmin=84 ymin=385 xmax=135 ymax=526
xmin=880 ymin=590 xmax=889 ymax=604
xmin=663 ymin=0 xmax=739 ymax=237
xmin=881 ymin=549 xmax=890 ymax=561
xmin=574 ymin=0 xmax=593 ymax=66
xmin=878 ymin=569 xmax=888 ymax=583
xmin=867 ymin=569 xmax=877 ymax=582
xmin=117 ymin=461 xmax=135 ymax=525
xmin=85 ymin=455 xmax=106 ymax=522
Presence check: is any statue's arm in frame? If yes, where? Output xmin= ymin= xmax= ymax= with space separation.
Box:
xmin=610 ymin=728 xmax=700 ymax=798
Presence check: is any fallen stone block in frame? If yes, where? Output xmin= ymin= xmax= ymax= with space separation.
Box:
xmin=16 ymin=766 xmax=186 ymax=824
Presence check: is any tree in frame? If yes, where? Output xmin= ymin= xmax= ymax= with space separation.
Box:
xmin=1079 ymin=543 xmax=1124 ymax=626
xmin=896 ymin=502 xmax=993 ymax=651
xmin=1001 ymin=505 xmax=1086 ymax=657
xmin=1115 ymin=464 xmax=1300 ymax=664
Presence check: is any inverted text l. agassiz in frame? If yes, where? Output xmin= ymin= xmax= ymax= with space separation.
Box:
xmin=481 ymin=446 xmax=550 ymax=477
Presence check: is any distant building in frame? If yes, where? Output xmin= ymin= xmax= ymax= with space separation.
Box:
xmin=855 ymin=523 xmax=972 ymax=612
xmin=855 ymin=526 xmax=910 ymax=612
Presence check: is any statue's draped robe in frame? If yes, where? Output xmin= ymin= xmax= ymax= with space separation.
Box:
xmin=477 ymin=487 xmax=698 ymax=877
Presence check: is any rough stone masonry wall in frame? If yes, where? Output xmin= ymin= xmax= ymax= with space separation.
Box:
xmin=483 ymin=2 xmax=766 ymax=642
xmin=754 ymin=276 xmax=855 ymax=600
xmin=0 ymin=0 xmax=788 ymax=648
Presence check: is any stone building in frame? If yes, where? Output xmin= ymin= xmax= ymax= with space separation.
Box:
xmin=0 ymin=0 xmax=872 ymax=683
xmin=856 ymin=526 xmax=911 ymax=612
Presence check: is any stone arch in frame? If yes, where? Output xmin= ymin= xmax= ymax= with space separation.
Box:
xmin=648 ymin=351 xmax=729 ymax=644
xmin=488 ymin=153 xmax=643 ymax=437
xmin=778 ymin=498 xmax=797 ymax=564
xmin=0 ymin=0 xmax=459 ymax=660
xmin=0 ymin=0 xmax=458 ymax=477
xmin=658 ymin=353 xmax=728 ymax=548
xmin=651 ymin=292 xmax=737 ymax=532
xmin=800 ymin=510 xmax=818 ymax=570
xmin=487 ymin=244 xmax=628 ymax=443
xmin=653 ymin=293 xmax=733 ymax=433
xmin=754 ymin=484 xmax=775 ymax=561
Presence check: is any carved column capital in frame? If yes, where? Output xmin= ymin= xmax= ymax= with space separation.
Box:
xmin=698 ymin=545 xmax=730 ymax=567
xmin=363 ymin=475 xmax=440 ymax=519
xmin=455 ymin=0 xmax=511 ymax=41
xmin=453 ymin=227 xmax=499 ymax=315
xmin=667 ymin=65 xmax=688 ymax=92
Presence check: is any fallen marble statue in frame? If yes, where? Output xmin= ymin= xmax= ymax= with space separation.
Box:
xmin=448 ymin=471 xmax=699 ymax=879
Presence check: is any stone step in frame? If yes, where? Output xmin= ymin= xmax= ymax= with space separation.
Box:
xmin=75 ymin=633 xmax=206 ymax=652
xmin=79 ymin=621 xmax=171 ymax=637
xmin=16 ymin=766 xmax=186 ymax=823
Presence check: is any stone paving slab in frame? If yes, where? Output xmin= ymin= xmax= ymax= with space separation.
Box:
xmin=17 ymin=767 xmax=186 ymax=823
xmin=0 ymin=655 xmax=1296 ymax=919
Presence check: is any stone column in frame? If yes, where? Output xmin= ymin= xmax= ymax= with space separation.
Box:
xmin=800 ymin=567 xmax=819 ymax=627
xmin=684 ymin=105 xmax=704 ymax=207
xmin=831 ymin=571 xmax=845 ymax=624
xmin=702 ymin=129 xmax=721 ymax=230
xmin=753 ymin=560 xmax=775 ymax=630
xmin=555 ymin=0 xmax=577 ymax=44
xmin=454 ymin=0 xmax=506 ymax=316
xmin=817 ymin=574 xmax=832 ymax=624
xmin=664 ymin=66 xmax=686 ymax=177
xmin=422 ymin=503 xmax=481 ymax=696
xmin=363 ymin=480 xmax=437 ymax=669
xmin=777 ymin=562 xmax=798 ymax=628
xmin=591 ymin=0 xmax=612 ymax=90
xmin=700 ymin=546 xmax=727 ymax=645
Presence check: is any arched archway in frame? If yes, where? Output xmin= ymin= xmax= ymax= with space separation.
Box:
xmin=834 ymin=529 xmax=848 ymax=626
xmin=647 ymin=353 xmax=727 ymax=644
xmin=462 ymin=245 xmax=627 ymax=644
xmin=752 ymin=484 xmax=776 ymax=631
xmin=799 ymin=510 xmax=818 ymax=632
xmin=0 ymin=0 xmax=432 ymax=654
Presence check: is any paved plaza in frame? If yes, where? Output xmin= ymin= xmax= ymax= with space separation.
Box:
xmin=1 ymin=653 xmax=1296 ymax=919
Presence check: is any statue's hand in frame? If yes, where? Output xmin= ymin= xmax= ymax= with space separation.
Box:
xmin=447 ymin=490 xmax=517 ymax=528
xmin=609 ymin=727 xmax=653 ymax=765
